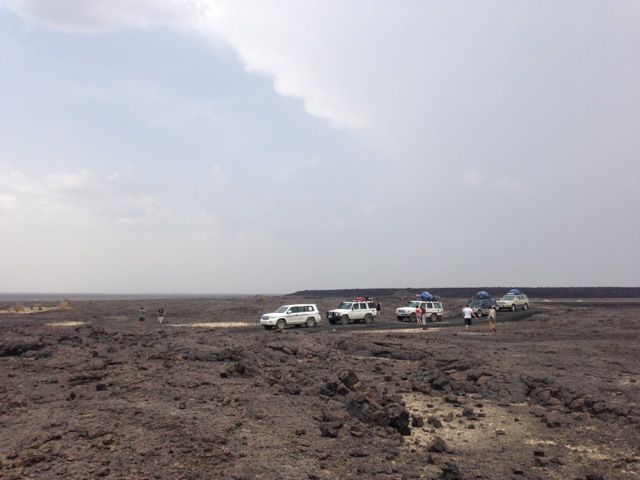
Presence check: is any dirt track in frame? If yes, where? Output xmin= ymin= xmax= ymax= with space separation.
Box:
xmin=1 ymin=296 xmax=639 ymax=479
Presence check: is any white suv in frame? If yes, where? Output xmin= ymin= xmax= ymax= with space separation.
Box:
xmin=496 ymin=294 xmax=529 ymax=312
xmin=260 ymin=304 xmax=321 ymax=330
xmin=396 ymin=300 xmax=443 ymax=322
xmin=327 ymin=300 xmax=377 ymax=325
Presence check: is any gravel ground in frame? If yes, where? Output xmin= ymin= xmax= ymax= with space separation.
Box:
xmin=1 ymin=296 xmax=639 ymax=479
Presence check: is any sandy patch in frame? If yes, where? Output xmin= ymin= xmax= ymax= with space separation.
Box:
xmin=0 ymin=306 xmax=60 ymax=315
xmin=45 ymin=321 xmax=89 ymax=327
xmin=167 ymin=322 xmax=258 ymax=328
xmin=350 ymin=326 xmax=447 ymax=334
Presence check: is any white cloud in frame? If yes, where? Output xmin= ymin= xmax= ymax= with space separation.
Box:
xmin=462 ymin=170 xmax=487 ymax=187
xmin=0 ymin=193 xmax=19 ymax=212
xmin=46 ymin=170 xmax=92 ymax=191
xmin=0 ymin=168 xmax=43 ymax=196
xmin=0 ymin=167 xmax=168 ymax=230
xmin=462 ymin=169 xmax=535 ymax=194
xmin=6 ymin=0 xmax=196 ymax=33
xmin=209 ymin=163 xmax=227 ymax=183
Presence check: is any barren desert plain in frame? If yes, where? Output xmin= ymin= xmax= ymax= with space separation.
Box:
xmin=0 ymin=289 xmax=639 ymax=479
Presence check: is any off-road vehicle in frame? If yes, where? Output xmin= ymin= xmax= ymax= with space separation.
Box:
xmin=497 ymin=294 xmax=529 ymax=312
xmin=396 ymin=300 xmax=443 ymax=322
xmin=327 ymin=300 xmax=377 ymax=325
xmin=260 ymin=304 xmax=321 ymax=330
xmin=469 ymin=297 xmax=497 ymax=317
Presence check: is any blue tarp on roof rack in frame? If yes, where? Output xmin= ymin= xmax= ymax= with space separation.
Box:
xmin=475 ymin=291 xmax=491 ymax=298
xmin=508 ymin=288 xmax=521 ymax=294
xmin=420 ymin=291 xmax=435 ymax=301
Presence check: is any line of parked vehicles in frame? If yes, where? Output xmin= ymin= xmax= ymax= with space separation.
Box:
xmin=469 ymin=289 xmax=530 ymax=317
xmin=259 ymin=289 xmax=529 ymax=330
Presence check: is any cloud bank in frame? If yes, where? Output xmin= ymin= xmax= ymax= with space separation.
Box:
xmin=2 ymin=0 xmax=638 ymax=293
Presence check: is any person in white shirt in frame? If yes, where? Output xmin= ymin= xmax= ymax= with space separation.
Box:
xmin=462 ymin=304 xmax=477 ymax=332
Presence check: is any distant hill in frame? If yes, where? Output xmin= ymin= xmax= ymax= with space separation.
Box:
xmin=289 ymin=287 xmax=640 ymax=299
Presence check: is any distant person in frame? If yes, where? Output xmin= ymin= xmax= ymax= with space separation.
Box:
xmin=157 ymin=307 xmax=165 ymax=325
xmin=462 ymin=304 xmax=477 ymax=332
xmin=488 ymin=305 xmax=496 ymax=332
xmin=416 ymin=305 xmax=423 ymax=326
xmin=421 ymin=305 xmax=427 ymax=330
xmin=138 ymin=307 xmax=147 ymax=328
xmin=376 ymin=301 xmax=382 ymax=319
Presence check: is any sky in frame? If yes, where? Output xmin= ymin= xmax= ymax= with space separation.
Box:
xmin=1 ymin=0 xmax=638 ymax=294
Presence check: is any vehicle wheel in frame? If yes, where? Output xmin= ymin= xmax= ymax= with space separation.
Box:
xmin=364 ymin=314 xmax=372 ymax=324
xmin=409 ymin=313 xmax=416 ymax=322
xmin=476 ymin=309 xmax=483 ymax=318
xmin=510 ymin=304 xmax=516 ymax=312
xmin=523 ymin=303 xmax=529 ymax=311
xmin=306 ymin=317 xmax=316 ymax=328
xmin=430 ymin=313 xmax=437 ymax=322
xmin=340 ymin=315 xmax=349 ymax=326
xmin=276 ymin=319 xmax=286 ymax=330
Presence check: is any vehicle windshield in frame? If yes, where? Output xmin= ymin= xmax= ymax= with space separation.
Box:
xmin=501 ymin=295 xmax=515 ymax=301
xmin=339 ymin=302 xmax=353 ymax=309
xmin=406 ymin=301 xmax=421 ymax=308
xmin=275 ymin=306 xmax=289 ymax=313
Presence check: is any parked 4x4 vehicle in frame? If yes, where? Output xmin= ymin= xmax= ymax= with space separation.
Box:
xmin=260 ymin=304 xmax=321 ymax=330
xmin=396 ymin=300 xmax=443 ymax=322
xmin=469 ymin=297 xmax=497 ymax=317
xmin=327 ymin=300 xmax=377 ymax=325
xmin=497 ymin=294 xmax=529 ymax=312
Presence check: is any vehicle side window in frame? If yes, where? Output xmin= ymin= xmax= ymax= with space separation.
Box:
xmin=426 ymin=303 xmax=432 ymax=309
xmin=352 ymin=303 xmax=359 ymax=310
xmin=360 ymin=303 xmax=367 ymax=309
xmin=367 ymin=302 xmax=375 ymax=308
xmin=287 ymin=307 xmax=296 ymax=313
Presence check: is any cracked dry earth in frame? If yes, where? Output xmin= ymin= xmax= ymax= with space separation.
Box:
xmin=0 ymin=297 xmax=639 ymax=479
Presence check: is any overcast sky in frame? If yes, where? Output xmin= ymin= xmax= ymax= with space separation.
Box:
xmin=1 ymin=0 xmax=638 ymax=294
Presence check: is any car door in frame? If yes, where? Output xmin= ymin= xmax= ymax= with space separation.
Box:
xmin=287 ymin=306 xmax=301 ymax=324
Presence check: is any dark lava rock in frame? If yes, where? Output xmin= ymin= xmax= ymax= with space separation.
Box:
xmin=428 ymin=437 xmax=448 ymax=453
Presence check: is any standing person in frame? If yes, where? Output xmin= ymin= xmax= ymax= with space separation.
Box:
xmin=462 ymin=304 xmax=477 ymax=332
xmin=420 ymin=304 xmax=427 ymax=330
xmin=157 ymin=307 xmax=165 ymax=325
xmin=488 ymin=305 xmax=496 ymax=332
xmin=416 ymin=305 xmax=423 ymax=326
xmin=376 ymin=301 xmax=382 ymax=319
xmin=138 ymin=307 xmax=147 ymax=328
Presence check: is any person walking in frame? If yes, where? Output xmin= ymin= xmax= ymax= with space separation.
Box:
xmin=462 ymin=304 xmax=477 ymax=332
xmin=488 ymin=305 xmax=496 ymax=332
xmin=157 ymin=307 xmax=165 ymax=325
xmin=376 ymin=301 xmax=382 ymax=319
xmin=138 ymin=307 xmax=147 ymax=328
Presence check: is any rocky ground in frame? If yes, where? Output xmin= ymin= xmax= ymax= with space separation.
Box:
xmin=0 ymin=295 xmax=639 ymax=479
